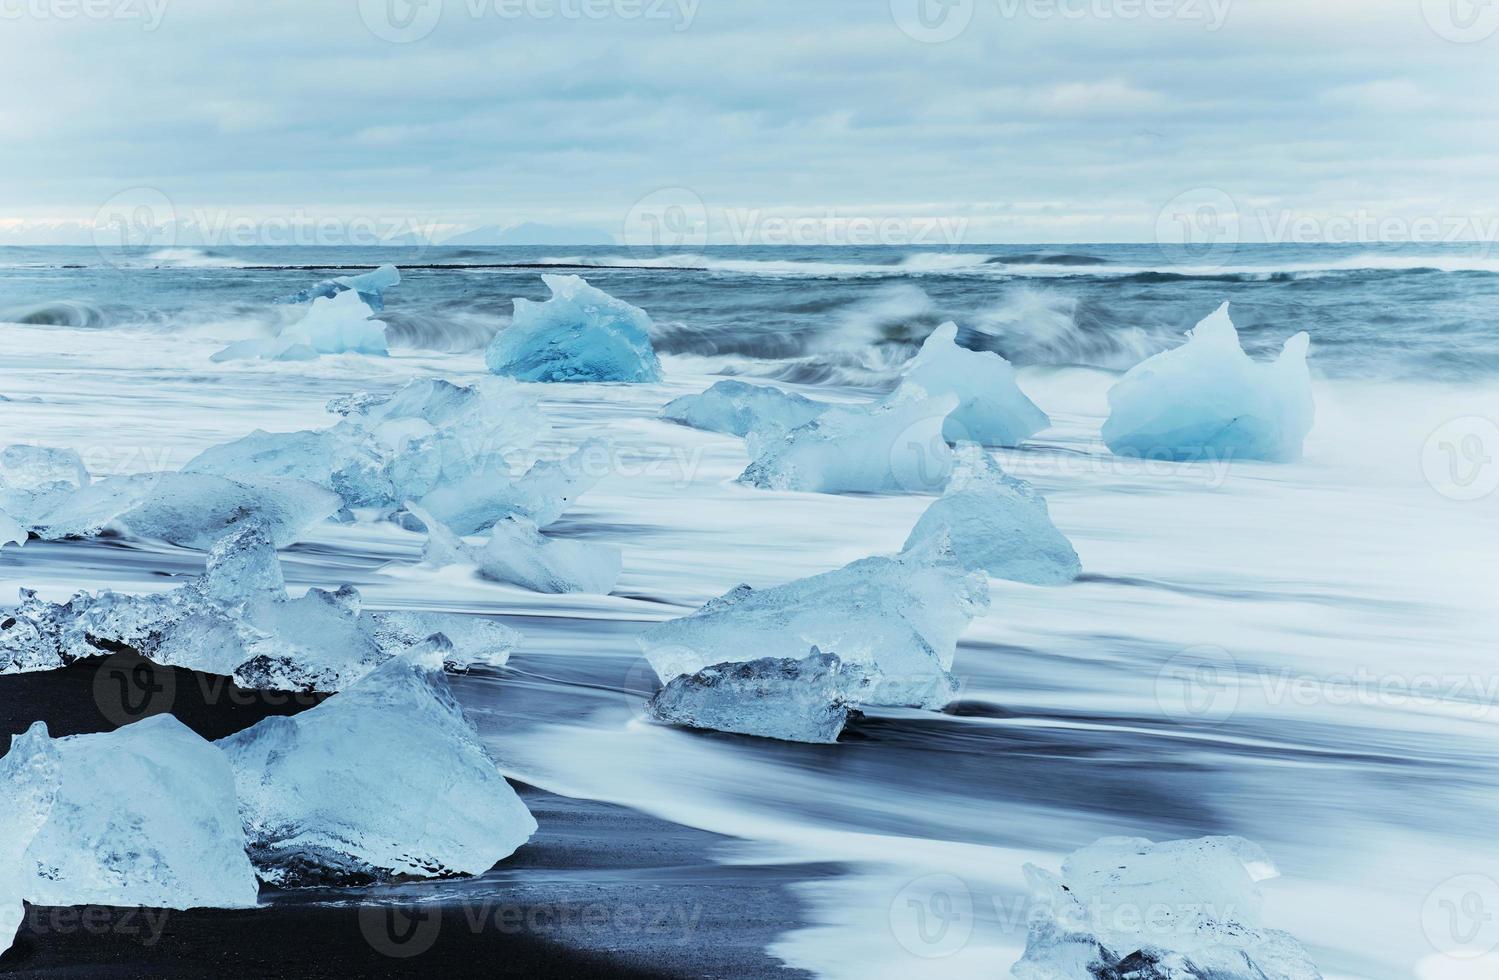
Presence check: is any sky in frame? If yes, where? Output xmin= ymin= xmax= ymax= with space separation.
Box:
xmin=1 ymin=0 xmax=1498 ymax=245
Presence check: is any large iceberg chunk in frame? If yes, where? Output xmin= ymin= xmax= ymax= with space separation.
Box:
xmin=25 ymin=471 xmax=342 ymax=549
xmin=661 ymin=380 xmax=829 ymax=447
xmin=278 ymin=289 xmax=390 ymax=356
xmin=0 ymin=445 xmax=90 ymax=540
xmin=738 ymin=385 xmax=958 ymax=494
xmin=904 ymin=444 xmax=1080 ymax=585
xmin=410 ymin=503 xmax=621 ymax=594
xmin=485 ymin=274 xmax=662 ymax=383
xmin=901 ymin=322 xmax=1049 ymax=447
xmin=0 ymin=523 xmax=520 ymax=691
xmin=647 ymin=649 xmax=871 ymax=743
xmin=276 ymin=264 xmax=400 ymax=311
xmin=1102 ymin=302 xmax=1314 ymax=463
xmin=218 ymin=642 xmax=537 ymax=886
xmin=1013 ymin=835 xmax=1321 ymax=980
xmin=19 ymin=715 xmax=259 ymax=910
xmin=1 ymin=723 xmax=60 ymax=957
xmin=640 ymin=536 xmax=988 ymax=708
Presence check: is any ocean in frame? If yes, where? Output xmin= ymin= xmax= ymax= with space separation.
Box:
xmin=2 ymin=242 xmax=1496 ymax=979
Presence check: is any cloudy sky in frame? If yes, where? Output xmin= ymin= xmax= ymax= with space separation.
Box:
xmin=2 ymin=0 xmax=1497 ymax=244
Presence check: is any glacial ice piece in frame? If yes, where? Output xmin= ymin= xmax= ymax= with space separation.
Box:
xmin=1 ymin=723 xmax=60 ymax=957
xmin=661 ymin=380 xmax=829 ymax=446
xmin=0 ymin=444 xmax=89 ymax=527
xmin=903 ymin=444 xmax=1080 ymax=585
xmin=0 ymin=523 xmax=520 ymax=691
xmin=1102 ymin=302 xmax=1314 ymax=463
xmin=416 ymin=439 xmax=605 ymax=535
xmin=408 ymin=503 xmax=620 ymax=595
xmin=475 ymin=515 xmax=621 ymax=594
xmin=219 ymin=642 xmax=537 ymax=886
xmin=26 ymin=471 xmax=342 ymax=549
xmin=640 ymin=535 xmax=988 ymax=708
xmin=901 ymin=322 xmax=1049 ymax=447
xmin=185 ymin=378 xmax=551 ymax=515
xmin=738 ymin=386 xmax=958 ymax=494
xmin=276 ymin=264 xmax=400 ymax=311
xmin=20 ymin=715 xmax=259 ymax=910
xmin=485 ymin=274 xmax=663 ymax=383
xmin=0 ymin=511 xmax=24 ymax=549
xmin=647 ymin=649 xmax=871 ymax=743
xmin=210 ymin=337 xmax=320 ymax=363
xmin=279 ymin=289 xmax=389 ymax=356
xmin=1013 ymin=835 xmax=1321 ymax=980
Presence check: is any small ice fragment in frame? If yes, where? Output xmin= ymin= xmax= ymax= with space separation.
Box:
xmin=210 ymin=338 xmax=321 ymax=362
xmin=19 ymin=715 xmax=259 ymax=910
xmin=647 ymin=648 xmax=871 ymax=743
xmin=416 ymin=439 xmax=605 ymax=535
xmin=1102 ymin=302 xmax=1314 ymax=463
xmin=738 ymin=385 xmax=958 ymax=494
xmin=903 ymin=444 xmax=1080 ymax=585
xmin=0 ymin=510 xmax=25 ymax=549
xmin=485 ymin=274 xmax=662 ymax=383
xmin=901 ymin=322 xmax=1049 ymax=447
xmin=0 ymin=444 xmax=89 ymax=525
xmin=640 ymin=534 xmax=988 ymax=708
xmin=218 ymin=644 xmax=537 ymax=886
xmin=279 ymin=290 xmax=389 ymax=356
xmin=661 ymin=380 xmax=829 ymax=444
xmin=184 ymin=428 xmax=391 ymax=509
xmin=1013 ymin=835 xmax=1322 ymax=980
xmin=0 ymin=723 xmax=60 ymax=957
xmin=475 ymin=515 xmax=621 ymax=594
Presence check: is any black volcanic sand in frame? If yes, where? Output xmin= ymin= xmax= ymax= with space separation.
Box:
xmin=0 ymin=660 xmax=816 ymax=979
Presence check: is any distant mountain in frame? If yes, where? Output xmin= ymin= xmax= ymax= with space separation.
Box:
xmin=441 ymin=222 xmax=616 ymax=246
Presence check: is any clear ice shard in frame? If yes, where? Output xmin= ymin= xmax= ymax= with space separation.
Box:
xmin=0 ymin=523 xmax=520 ymax=691
xmin=639 ymin=534 xmax=988 ymax=708
xmin=903 ymin=444 xmax=1081 ymax=585
xmin=278 ymin=289 xmax=390 ymax=356
xmin=16 ymin=715 xmax=260 ymax=910
xmin=276 ymin=264 xmax=401 ymax=311
xmin=1013 ymin=835 xmax=1321 ymax=980
xmin=647 ymin=648 xmax=871 ymax=743
xmin=409 ymin=503 xmax=621 ymax=594
xmin=901 ymin=322 xmax=1049 ymax=447
xmin=218 ymin=642 xmax=538 ymax=886
xmin=661 ymin=380 xmax=829 ymax=446
xmin=1102 ymin=302 xmax=1314 ymax=463
xmin=25 ymin=471 xmax=342 ymax=549
xmin=737 ymin=385 xmax=958 ymax=494
xmin=0 ymin=723 xmax=60 ymax=956
xmin=485 ymin=274 xmax=663 ymax=383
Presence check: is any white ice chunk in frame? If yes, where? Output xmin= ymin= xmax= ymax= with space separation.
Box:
xmin=1102 ymin=302 xmax=1314 ymax=463
xmin=184 ymin=428 xmax=390 ymax=508
xmin=901 ymin=322 xmax=1049 ymax=447
xmin=640 ymin=535 xmax=988 ymax=708
xmin=279 ymin=289 xmax=389 ymax=356
xmin=277 ymin=264 xmax=401 ymax=311
xmin=219 ymin=641 xmax=537 ymax=886
xmin=485 ymin=274 xmax=662 ymax=383
xmin=0 ymin=444 xmax=89 ymax=526
xmin=27 ymin=471 xmax=342 ymax=549
xmin=1013 ymin=835 xmax=1321 ymax=980
xmin=210 ymin=337 xmax=320 ymax=362
xmin=416 ymin=439 xmax=605 ymax=535
xmin=1 ymin=723 xmax=60 ymax=957
xmin=661 ymin=380 xmax=829 ymax=446
xmin=20 ymin=715 xmax=259 ymax=910
xmin=408 ymin=503 xmax=620 ymax=595
xmin=738 ymin=385 xmax=958 ymax=494
xmin=904 ymin=444 xmax=1080 ymax=585
xmin=0 ymin=510 xmax=25 ymax=550
xmin=647 ymin=649 xmax=871 ymax=743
